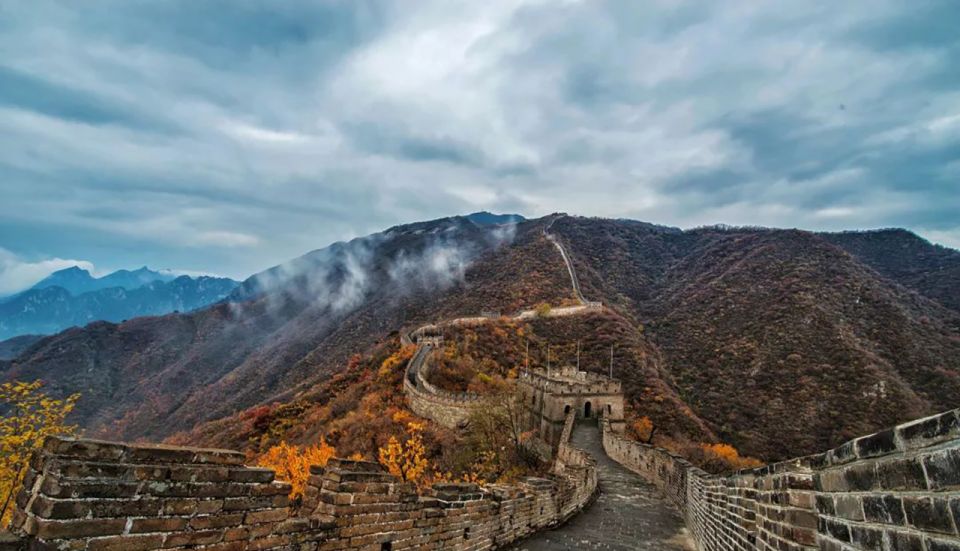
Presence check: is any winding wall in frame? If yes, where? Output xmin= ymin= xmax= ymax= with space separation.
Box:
xmin=5 ymin=410 xmax=597 ymax=550
xmin=402 ymin=215 xmax=602 ymax=429
xmin=601 ymin=408 xmax=960 ymax=551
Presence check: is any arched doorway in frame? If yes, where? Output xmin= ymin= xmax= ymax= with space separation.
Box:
xmin=564 ymin=405 xmax=571 ymax=415
xmin=584 ymin=401 xmax=592 ymax=418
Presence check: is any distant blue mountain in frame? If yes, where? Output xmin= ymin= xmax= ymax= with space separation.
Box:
xmin=32 ymin=266 xmax=176 ymax=295
xmin=0 ymin=268 xmax=238 ymax=341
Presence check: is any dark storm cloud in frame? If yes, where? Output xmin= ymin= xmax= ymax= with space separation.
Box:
xmin=0 ymin=0 xmax=957 ymax=293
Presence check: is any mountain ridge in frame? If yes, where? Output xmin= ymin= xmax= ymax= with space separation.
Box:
xmin=2 ymin=214 xmax=958 ymax=463
xmin=0 ymin=270 xmax=239 ymax=341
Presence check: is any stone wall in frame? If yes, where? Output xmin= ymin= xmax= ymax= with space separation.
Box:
xmin=6 ymin=417 xmax=597 ymax=550
xmin=402 ymin=342 xmax=487 ymax=429
xmin=601 ymin=408 xmax=960 ymax=551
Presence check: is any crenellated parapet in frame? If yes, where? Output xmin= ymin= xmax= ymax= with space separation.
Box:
xmin=600 ymin=408 xmax=960 ymax=551
xmin=3 ymin=411 xmax=598 ymax=550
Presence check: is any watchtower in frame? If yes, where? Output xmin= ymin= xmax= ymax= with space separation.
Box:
xmin=517 ymin=365 xmax=626 ymax=447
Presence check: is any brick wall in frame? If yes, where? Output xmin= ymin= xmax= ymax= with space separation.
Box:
xmin=7 ymin=414 xmax=597 ymax=550
xmin=601 ymin=409 xmax=960 ymax=551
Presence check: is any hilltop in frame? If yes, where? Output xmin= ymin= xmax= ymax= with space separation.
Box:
xmin=2 ymin=214 xmax=959 ymax=462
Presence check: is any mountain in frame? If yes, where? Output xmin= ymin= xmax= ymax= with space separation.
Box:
xmin=29 ymin=266 xmax=176 ymax=295
xmin=0 ymin=274 xmax=239 ymax=340
xmin=2 ymin=214 xmax=958 ymax=464
xmin=29 ymin=266 xmax=100 ymax=295
xmin=822 ymin=229 xmax=960 ymax=313
xmin=550 ymin=217 xmax=960 ymax=459
xmin=0 ymin=334 xmax=42 ymax=361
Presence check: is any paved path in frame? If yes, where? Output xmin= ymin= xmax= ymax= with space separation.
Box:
xmin=507 ymin=422 xmax=694 ymax=551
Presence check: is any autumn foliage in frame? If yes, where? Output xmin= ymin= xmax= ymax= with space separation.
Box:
xmin=1 ymin=381 xmax=79 ymax=527
xmin=256 ymin=439 xmax=336 ymax=501
xmin=378 ymin=421 xmax=429 ymax=485
xmin=698 ymin=443 xmax=764 ymax=472
xmin=629 ymin=416 xmax=656 ymax=443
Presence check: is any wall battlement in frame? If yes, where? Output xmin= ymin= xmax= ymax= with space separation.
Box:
xmin=600 ymin=408 xmax=960 ymax=551
xmin=5 ymin=412 xmax=597 ymax=551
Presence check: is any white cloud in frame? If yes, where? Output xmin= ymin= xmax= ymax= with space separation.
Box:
xmin=0 ymin=248 xmax=96 ymax=296
xmin=192 ymin=231 xmax=261 ymax=248
xmin=0 ymin=0 xmax=957 ymax=278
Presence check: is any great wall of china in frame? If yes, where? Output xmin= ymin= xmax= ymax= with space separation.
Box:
xmin=2 ymin=216 xmax=958 ymax=550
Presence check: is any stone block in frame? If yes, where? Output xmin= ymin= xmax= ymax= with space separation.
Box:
xmin=923 ymin=448 xmax=960 ymax=490
xmin=849 ymin=524 xmax=883 ymax=550
xmin=843 ymin=462 xmax=879 ymax=491
xmin=43 ymin=437 xmax=127 ymax=461
xmin=876 ymin=456 xmax=928 ymax=491
xmin=833 ymin=495 xmax=864 ymax=521
xmin=863 ymin=494 xmax=905 ymax=525
xmin=897 ymin=410 xmax=960 ymax=450
xmin=928 ymin=537 xmax=960 ymax=551
xmin=34 ymin=518 xmax=126 ymax=539
xmin=854 ymin=429 xmax=898 ymax=459
xmin=129 ymin=516 xmax=190 ymax=533
xmin=883 ymin=529 xmax=924 ymax=551
xmin=86 ymin=534 xmax=165 ymax=551
xmin=902 ymin=496 xmax=956 ymax=535
xmin=163 ymin=529 xmax=224 ymax=547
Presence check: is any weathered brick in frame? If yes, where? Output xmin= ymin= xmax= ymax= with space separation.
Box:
xmin=850 ymin=524 xmax=884 ymax=550
xmin=162 ymin=529 xmax=224 ymax=547
xmin=897 ymin=410 xmax=960 ymax=450
xmin=129 ymin=517 xmax=189 ymax=533
xmin=35 ymin=518 xmax=126 ymax=539
xmin=928 ymin=537 xmax=960 ymax=551
xmin=923 ymin=449 xmax=960 ymax=490
xmin=883 ymin=529 xmax=923 ymax=551
xmin=834 ymin=494 xmax=865 ymax=521
xmin=86 ymin=534 xmax=164 ymax=551
xmin=820 ymin=518 xmax=851 ymax=542
xmin=863 ymin=494 xmax=905 ymax=525
xmin=855 ymin=429 xmax=898 ymax=459
xmin=189 ymin=513 xmax=245 ymax=530
xmin=816 ymin=494 xmax=837 ymax=516
xmin=876 ymin=456 xmax=928 ymax=491
xmin=903 ymin=496 xmax=956 ymax=535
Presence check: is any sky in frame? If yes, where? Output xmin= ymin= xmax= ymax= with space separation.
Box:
xmin=0 ymin=0 xmax=958 ymax=293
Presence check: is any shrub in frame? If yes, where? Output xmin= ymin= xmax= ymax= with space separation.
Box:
xmin=257 ymin=439 xmax=336 ymax=502
xmin=1 ymin=381 xmax=79 ymax=527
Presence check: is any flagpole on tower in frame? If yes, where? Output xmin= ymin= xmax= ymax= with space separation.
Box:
xmin=609 ymin=345 xmax=614 ymax=379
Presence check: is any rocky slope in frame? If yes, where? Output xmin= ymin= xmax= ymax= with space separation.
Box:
xmin=1 ymin=216 xmax=571 ymax=441
xmin=551 ymin=217 xmax=960 ymax=459
xmin=3 ymin=214 xmax=958 ymax=463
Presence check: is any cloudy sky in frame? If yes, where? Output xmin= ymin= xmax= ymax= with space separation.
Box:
xmin=1 ymin=0 xmax=958 ymax=292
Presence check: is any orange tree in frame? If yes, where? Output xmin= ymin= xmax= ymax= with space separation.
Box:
xmin=257 ymin=439 xmax=336 ymax=502
xmin=0 ymin=381 xmax=80 ymax=526
xmin=378 ymin=422 xmax=429 ymax=485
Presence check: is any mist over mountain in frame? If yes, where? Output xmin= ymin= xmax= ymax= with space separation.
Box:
xmin=2 ymin=213 xmax=958 ymax=463
xmin=0 ymin=267 xmax=238 ymax=340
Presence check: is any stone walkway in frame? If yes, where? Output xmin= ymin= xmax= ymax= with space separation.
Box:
xmin=508 ymin=421 xmax=694 ymax=550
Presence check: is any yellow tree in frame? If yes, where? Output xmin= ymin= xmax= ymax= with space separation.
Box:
xmin=0 ymin=381 xmax=80 ymax=526
xmin=378 ymin=422 xmax=428 ymax=484
xmin=257 ymin=438 xmax=336 ymax=501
